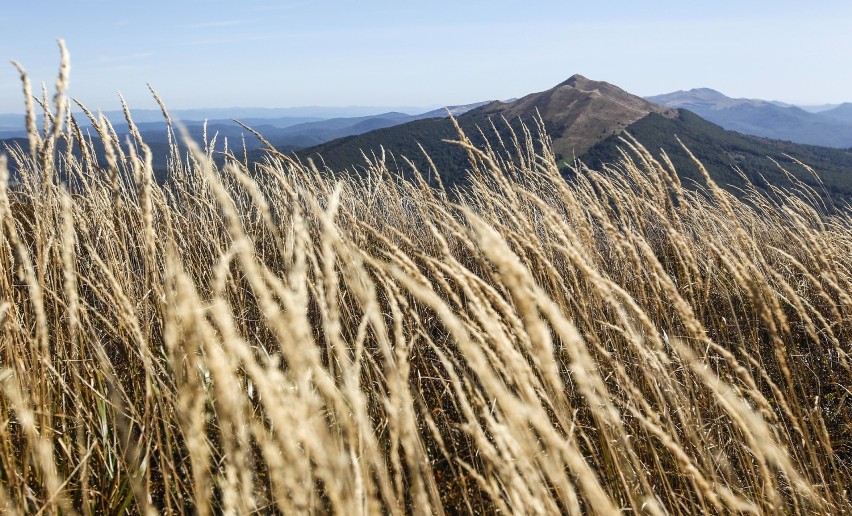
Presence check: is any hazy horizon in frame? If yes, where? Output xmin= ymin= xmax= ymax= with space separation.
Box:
xmin=2 ymin=1 xmax=852 ymax=114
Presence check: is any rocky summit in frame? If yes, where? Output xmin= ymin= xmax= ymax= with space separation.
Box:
xmin=479 ymin=74 xmax=675 ymax=158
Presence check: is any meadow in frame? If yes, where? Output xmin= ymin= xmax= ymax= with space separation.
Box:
xmin=0 ymin=47 xmax=850 ymax=514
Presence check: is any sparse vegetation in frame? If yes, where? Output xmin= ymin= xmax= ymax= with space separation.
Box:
xmin=0 ymin=44 xmax=850 ymax=514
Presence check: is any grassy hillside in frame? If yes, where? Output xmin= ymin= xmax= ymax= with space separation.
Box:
xmin=584 ymin=109 xmax=852 ymax=203
xmin=298 ymin=116 xmax=466 ymax=184
xmin=297 ymin=109 xmax=566 ymax=189
xmin=297 ymin=74 xmax=671 ymax=189
xmin=300 ymin=108 xmax=852 ymax=205
xmin=1 ymin=60 xmax=851 ymax=514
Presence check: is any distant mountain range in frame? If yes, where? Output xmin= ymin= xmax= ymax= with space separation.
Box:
xmin=0 ymin=105 xmax=438 ymax=131
xmin=0 ymin=101 xmax=489 ymax=173
xmin=767 ymin=101 xmax=841 ymax=113
xmin=646 ymin=89 xmax=852 ymax=148
xmin=241 ymin=102 xmax=491 ymax=149
xmin=818 ymin=103 xmax=852 ymax=124
xmin=2 ymin=81 xmax=851 ymax=202
xmin=0 ymin=103 xmax=488 ymax=138
xmin=298 ymin=78 xmax=852 ymax=201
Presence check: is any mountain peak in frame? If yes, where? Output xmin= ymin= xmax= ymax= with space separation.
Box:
xmin=557 ymin=74 xmax=626 ymax=94
xmin=647 ymin=88 xmax=771 ymax=109
xmin=559 ymin=74 xmax=591 ymax=87
xmin=689 ymin=87 xmax=727 ymax=98
xmin=480 ymin=75 xmax=674 ymax=158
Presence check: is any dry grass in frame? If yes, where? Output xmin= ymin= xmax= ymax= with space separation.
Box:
xmin=0 ymin=44 xmax=850 ymax=514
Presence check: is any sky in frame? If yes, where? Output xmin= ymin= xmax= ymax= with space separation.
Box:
xmin=2 ymin=1 xmax=852 ymax=114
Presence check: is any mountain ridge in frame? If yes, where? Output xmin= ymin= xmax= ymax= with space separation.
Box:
xmin=297 ymin=75 xmax=852 ymax=202
xmin=818 ymin=102 xmax=852 ymax=124
xmin=647 ymin=89 xmax=852 ymax=148
xmin=476 ymin=74 xmax=675 ymax=158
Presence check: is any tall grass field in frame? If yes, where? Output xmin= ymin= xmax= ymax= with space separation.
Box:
xmin=0 ymin=43 xmax=850 ymax=514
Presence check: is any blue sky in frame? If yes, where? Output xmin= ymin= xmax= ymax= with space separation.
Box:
xmin=2 ymin=1 xmax=852 ymax=113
